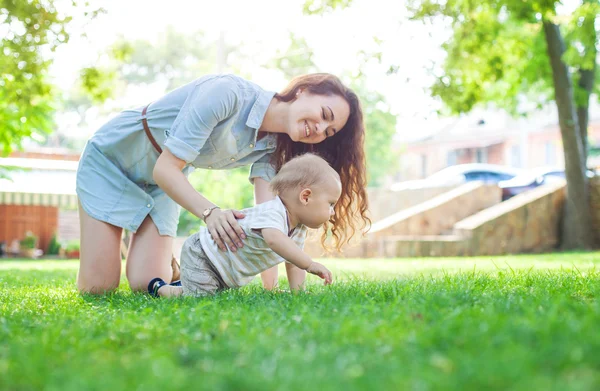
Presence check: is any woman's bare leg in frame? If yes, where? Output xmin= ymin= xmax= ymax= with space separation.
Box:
xmin=77 ymin=202 xmax=123 ymax=294
xmin=126 ymin=215 xmax=174 ymax=292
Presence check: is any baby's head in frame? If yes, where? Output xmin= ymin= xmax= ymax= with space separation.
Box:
xmin=270 ymin=153 xmax=342 ymax=229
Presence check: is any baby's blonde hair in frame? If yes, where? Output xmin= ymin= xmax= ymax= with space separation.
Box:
xmin=269 ymin=153 xmax=340 ymax=195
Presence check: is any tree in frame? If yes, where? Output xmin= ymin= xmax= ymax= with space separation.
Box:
xmin=352 ymin=80 xmax=399 ymax=187
xmin=0 ymin=0 xmax=103 ymax=155
xmin=408 ymin=0 xmax=598 ymax=249
xmin=269 ymin=34 xmax=318 ymax=80
xmin=110 ymin=27 xmax=235 ymax=92
xmin=305 ymin=0 xmax=598 ymax=249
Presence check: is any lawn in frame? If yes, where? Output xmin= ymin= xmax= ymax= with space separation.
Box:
xmin=1 ymin=252 xmax=600 ymax=391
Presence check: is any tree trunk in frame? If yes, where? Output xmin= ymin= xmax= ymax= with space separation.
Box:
xmin=577 ymin=65 xmax=595 ymax=165
xmin=543 ymin=21 xmax=595 ymax=249
xmin=576 ymin=0 xmax=599 ymax=167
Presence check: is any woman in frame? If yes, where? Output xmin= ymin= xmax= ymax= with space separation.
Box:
xmin=76 ymin=73 xmax=369 ymax=294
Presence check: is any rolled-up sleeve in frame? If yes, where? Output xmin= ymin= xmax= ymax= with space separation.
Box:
xmin=249 ymin=153 xmax=277 ymax=184
xmin=164 ymin=76 xmax=240 ymax=163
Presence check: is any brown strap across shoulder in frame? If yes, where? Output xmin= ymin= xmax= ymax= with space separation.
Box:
xmin=142 ymin=105 xmax=162 ymax=154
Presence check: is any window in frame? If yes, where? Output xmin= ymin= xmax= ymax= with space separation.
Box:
xmin=475 ymin=148 xmax=488 ymax=163
xmin=447 ymin=150 xmax=457 ymax=166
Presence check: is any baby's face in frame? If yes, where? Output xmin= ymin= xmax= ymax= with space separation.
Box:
xmin=298 ymin=179 xmax=341 ymax=229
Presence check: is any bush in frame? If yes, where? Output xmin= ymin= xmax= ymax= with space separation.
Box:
xmin=47 ymin=233 xmax=62 ymax=255
xmin=20 ymin=231 xmax=38 ymax=249
xmin=65 ymin=240 xmax=80 ymax=252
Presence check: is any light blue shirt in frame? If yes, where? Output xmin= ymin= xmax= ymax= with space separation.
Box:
xmin=76 ymin=74 xmax=278 ymax=237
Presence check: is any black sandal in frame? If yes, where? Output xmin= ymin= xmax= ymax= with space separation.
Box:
xmin=148 ymin=277 xmax=167 ymax=298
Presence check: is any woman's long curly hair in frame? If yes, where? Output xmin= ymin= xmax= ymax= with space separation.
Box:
xmin=271 ymin=73 xmax=371 ymax=252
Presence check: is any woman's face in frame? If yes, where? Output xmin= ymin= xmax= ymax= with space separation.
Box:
xmin=287 ymin=90 xmax=351 ymax=144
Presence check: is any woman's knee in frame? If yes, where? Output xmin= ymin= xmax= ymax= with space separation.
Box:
xmin=77 ymin=272 xmax=120 ymax=294
xmin=127 ymin=268 xmax=171 ymax=292
xmin=77 ymin=253 xmax=122 ymax=294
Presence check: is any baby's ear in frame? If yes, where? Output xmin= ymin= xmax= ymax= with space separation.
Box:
xmin=299 ymin=188 xmax=312 ymax=205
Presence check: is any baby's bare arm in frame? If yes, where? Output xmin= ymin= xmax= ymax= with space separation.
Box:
xmin=261 ymin=228 xmax=332 ymax=285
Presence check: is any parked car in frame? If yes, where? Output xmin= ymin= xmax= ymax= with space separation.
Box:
xmin=390 ymin=164 xmax=524 ymax=191
xmin=499 ymin=167 xmax=595 ymax=200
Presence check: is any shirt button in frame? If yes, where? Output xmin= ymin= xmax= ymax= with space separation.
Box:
xmin=146 ymin=203 xmax=151 ymax=208
xmin=230 ymin=158 xmax=235 ymax=161
xmin=249 ymin=143 xmax=254 ymax=148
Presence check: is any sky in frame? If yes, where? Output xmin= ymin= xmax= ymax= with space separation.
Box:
xmin=49 ymin=0 xmax=451 ymax=139
xmin=47 ymin=0 xmax=586 ymax=142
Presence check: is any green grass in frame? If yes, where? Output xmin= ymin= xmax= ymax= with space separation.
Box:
xmin=1 ymin=252 xmax=600 ymax=391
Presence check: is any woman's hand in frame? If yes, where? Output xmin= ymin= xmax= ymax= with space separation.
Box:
xmin=205 ymin=208 xmax=246 ymax=251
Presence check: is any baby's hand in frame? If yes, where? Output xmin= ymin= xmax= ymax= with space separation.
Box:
xmin=306 ymin=262 xmax=333 ymax=285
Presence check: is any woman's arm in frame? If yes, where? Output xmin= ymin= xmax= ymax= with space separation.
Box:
xmin=154 ymin=149 xmax=245 ymax=251
xmin=254 ymin=178 xmax=280 ymax=289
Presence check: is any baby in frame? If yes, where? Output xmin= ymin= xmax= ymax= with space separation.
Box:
xmin=148 ymin=153 xmax=340 ymax=297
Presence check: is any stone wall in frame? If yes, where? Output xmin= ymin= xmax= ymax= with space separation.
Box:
xmin=306 ymin=181 xmax=566 ymax=258
xmin=304 ymin=182 xmax=501 ymax=258
xmin=452 ymin=180 xmax=566 ymax=256
xmin=369 ymin=182 xmax=501 ymax=238
xmin=366 ymin=186 xmax=458 ymax=221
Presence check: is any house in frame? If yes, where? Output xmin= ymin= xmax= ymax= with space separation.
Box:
xmin=398 ymin=107 xmax=600 ymax=180
xmin=0 ymin=150 xmax=80 ymax=254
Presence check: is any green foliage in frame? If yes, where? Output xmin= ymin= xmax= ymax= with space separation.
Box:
xmin=354 ymin=86 xmax=399 ymax=187
xmin=405 ymin=0 xmax=598 ymax=115
xmin=46 ymin=233 xmax=61 ymax=255
xmin=0 ymin=0 xmax=103 ymax=155
xmin=304 ymin=0 xmax=598 ymax=115
xmin=364 ymin=107 xmax=398 ymax=186
xmin=19 ymin=231 xmax=37 ymax=249
xmin=2 ymin=253 xmax=600 ymax=390
xmin=564 ymin=2 xmax=600 ymax=71
xmin=109 ymin=27 xmax=226 ymax=91
xmin=303 ymin=0 xmax=354 ymax=14
xmin=269 ymin=33 xmax=318 ymax=80
xmin=564 ymin=1 xmax=600 ymax=106
xmin=79 ymin=67 xmax=117 ymax=104
xmin=177 ymin=167 xmax=255 ymax=236
xmin=64 ymin=239 xmax=80 ymax=252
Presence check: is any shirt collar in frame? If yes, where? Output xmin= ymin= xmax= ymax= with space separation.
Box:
xmin=246 ymin=89 xmax=276 ymax=130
